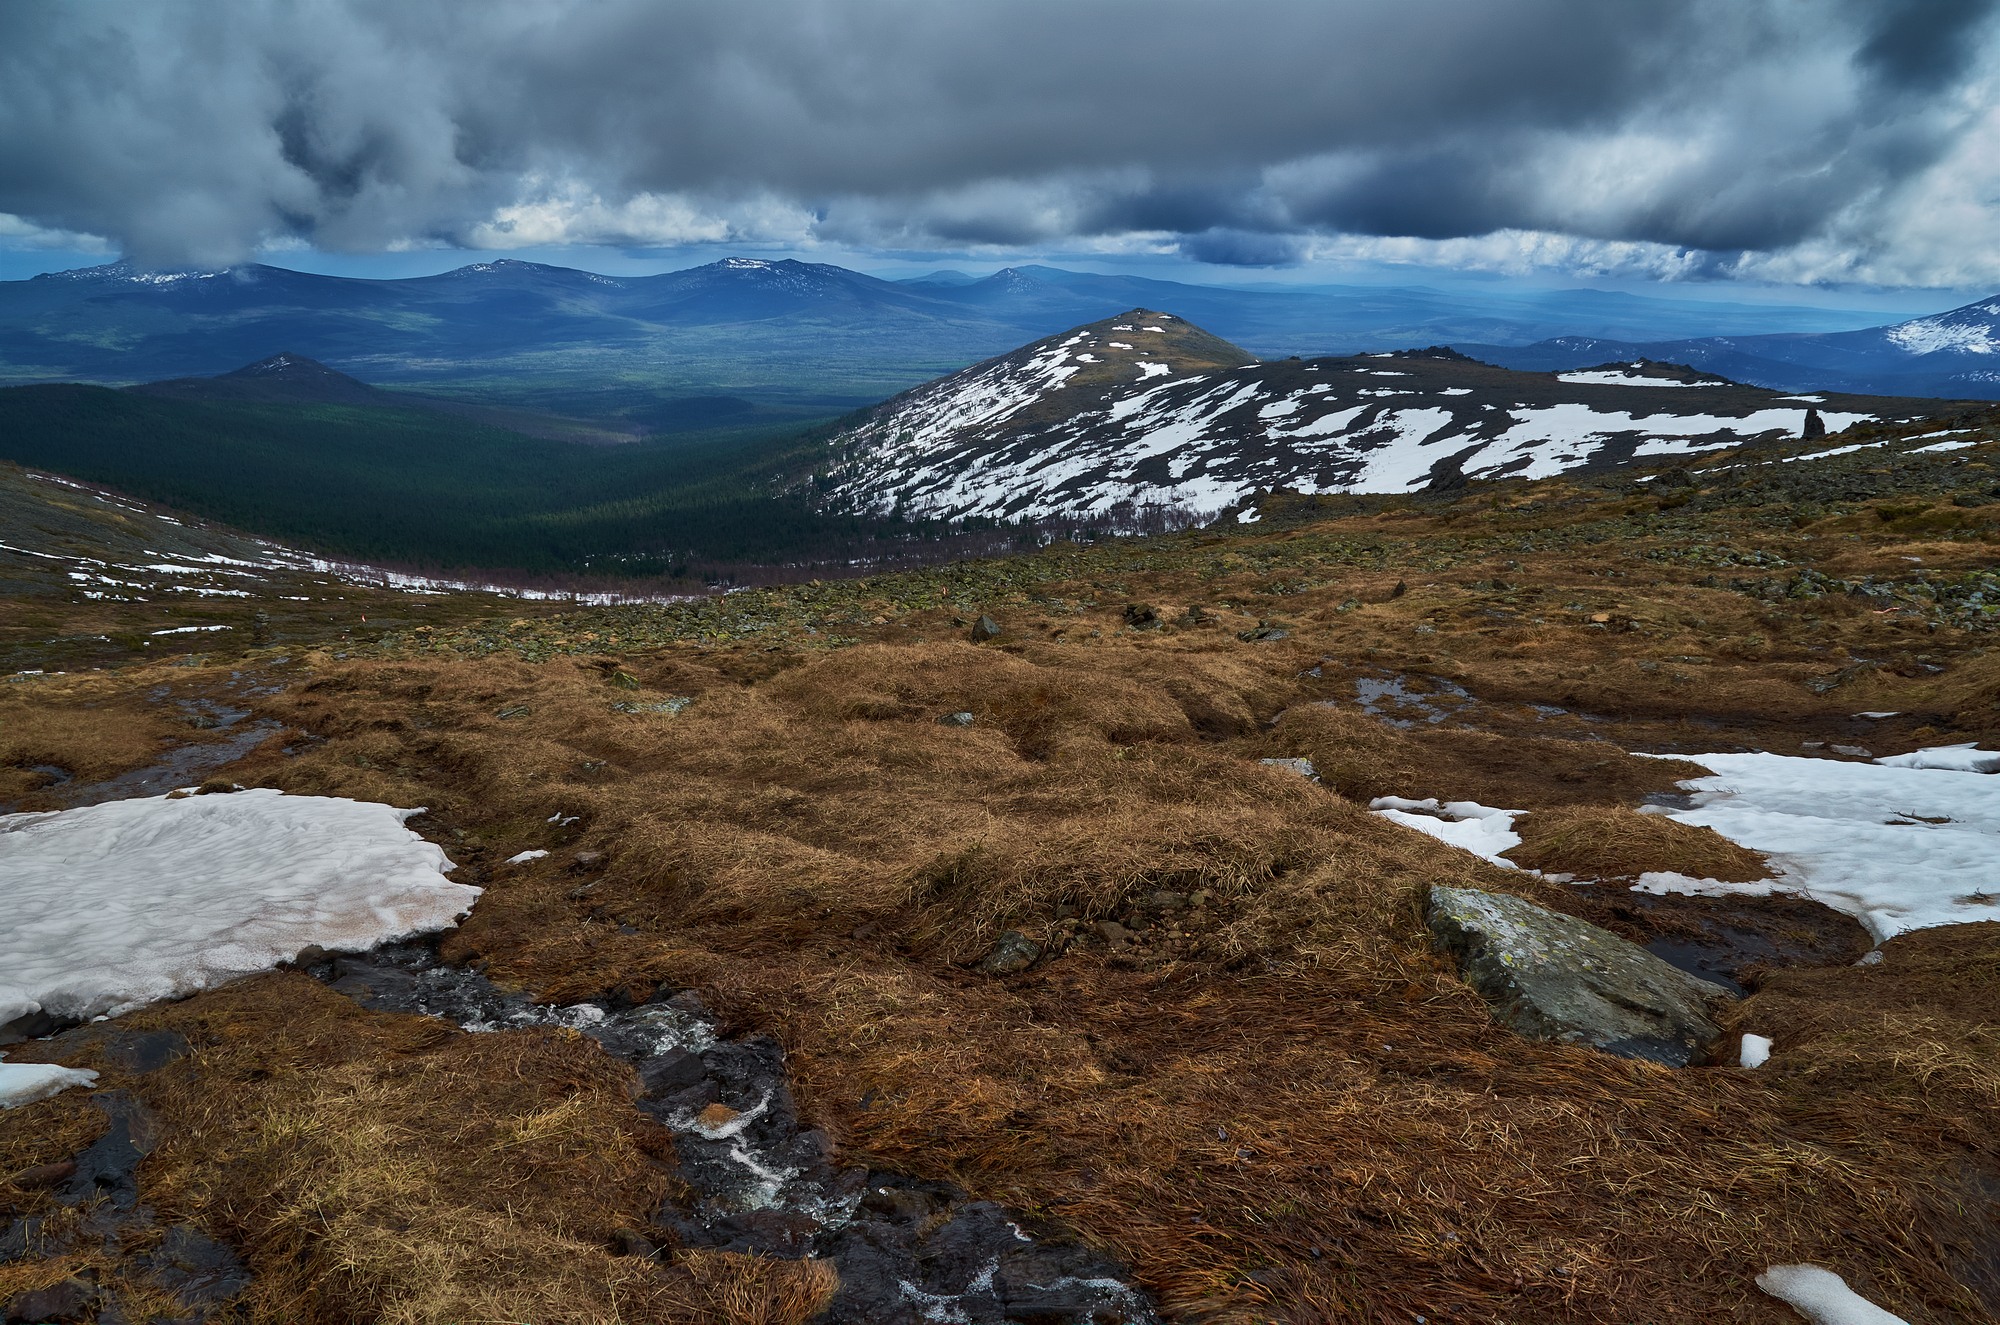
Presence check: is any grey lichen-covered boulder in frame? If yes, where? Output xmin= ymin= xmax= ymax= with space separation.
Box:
xmin=1427 ymin=886 xmax=1734 ymax=1067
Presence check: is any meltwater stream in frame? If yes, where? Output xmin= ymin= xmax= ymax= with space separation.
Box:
xmin=314 ymin=943 xmax=1159 ymax=1325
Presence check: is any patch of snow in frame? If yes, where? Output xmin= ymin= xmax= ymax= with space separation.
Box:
xmin=1886 ymin=316 xmax=1996 ymax=356
xmin=1637 ymin=751 xmax=2000 ymax=941
xmin=1777 ymin=395 xmax=1827 ymax=403
xmin=0 ymin=790 xmax=473 ymax=1027
xmin=150 ymin=624 xmax=232 ymax=636
xmin=1557 ymin=370 xmax=1719 ymax=387
xmin=1236 ymin=507 xmax=1261 ymax=524
xmin=1369 ymin=797 xmax=1522 ymax=866
xmin=1909 ymin=439 xmax=1979 ymax=454
xmin=1874 ymin=743 xmax=2000 ymax=773
xmin=1134 ymin=362 xmax=1171 ymax=380
xmin=0 ymin=1058 xmax=99 ymax=1109
xmin=505 ymin=849 xmax=549 ymax=865
xmin=1756 ymin=1265 xmax=1909 ymax=1325
xmin=1439 ymin=387 xmax=1472 ymax=395
xmin=1779 ymin=440 xmax=1889 ymax=464
xmin=1739 ymin=1033 xmax=1772 ymax=1068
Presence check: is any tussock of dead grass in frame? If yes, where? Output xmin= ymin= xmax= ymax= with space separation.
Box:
xmin=1505 ymin=805 xmax=1773 ymax=882
xmin=0 ymin=671 xmax=194 ymax=805
xmin=1268 ymin=701 xmax=1707 ymax=809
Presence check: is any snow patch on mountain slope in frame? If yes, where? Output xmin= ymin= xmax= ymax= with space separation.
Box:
xmin=1557 ymin=368 xmax=1720 ymax=387
xmin=1886 ymin=316 xmax=1997 ymax=355
xmin=820 ymin=323 xmax=1896 ymax=523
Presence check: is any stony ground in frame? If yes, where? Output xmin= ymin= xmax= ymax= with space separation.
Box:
xmin=4 ymin=413 xmax=1999 ymax=1323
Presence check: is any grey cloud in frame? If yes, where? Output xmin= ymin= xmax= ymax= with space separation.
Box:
xmin=1178 ymin=229 xmax=1308 ymax=267
xmin=0 ymin=0 xmax=1996 ymax=277
xmin=1856 ymin=0 xmax=1996 ymax=89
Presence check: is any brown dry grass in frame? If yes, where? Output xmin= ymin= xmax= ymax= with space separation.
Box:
xmin=8 ymin=445 xmax=2000 ymax=1322
xmin=0 ymin=976 xmax=838 ymax=1325
xmin=0 ymin=671 xmax=193 ymax=805
xmin=1505 ymin=805 xmax=1773 ymax=882
xmin=180 ymin=628 xmax=1985 ymax=1322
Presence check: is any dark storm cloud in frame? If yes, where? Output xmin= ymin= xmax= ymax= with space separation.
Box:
xmin=1857 ymin=0 xmax=1996 ymax=88
xmin=1179 ymin=229 xmax=1309 ymax=268
xmin=0 ymin=0 xmax=1995 ymax=274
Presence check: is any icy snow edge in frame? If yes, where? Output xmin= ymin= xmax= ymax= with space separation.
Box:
xmin=0 ymin=789 xmax=474 ymax=1027
xmin=1756 ymin=1265 xmax=1909 ymax=1325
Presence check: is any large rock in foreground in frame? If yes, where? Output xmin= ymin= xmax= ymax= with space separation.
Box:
xmin=1427 ymin=886 xmax=1734 ymax=1066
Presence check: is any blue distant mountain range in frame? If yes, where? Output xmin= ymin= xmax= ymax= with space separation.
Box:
xmin=1455 ymin=295 xmax=2000 ymax=400
xmin=4 ymin=257 xmax=1994 ymax=412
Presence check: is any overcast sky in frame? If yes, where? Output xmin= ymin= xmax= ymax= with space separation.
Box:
xmin=3 ymin=0 xmax=1998 ymax=290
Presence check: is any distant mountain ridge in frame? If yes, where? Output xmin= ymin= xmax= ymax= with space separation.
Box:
xmin=809 ymin=313 xmax=1965 ymax=523
xmin=1454 ymin=291 xmax=2000 ymax=399
xmin=0 ymin=256 xmax=1950 ymax=420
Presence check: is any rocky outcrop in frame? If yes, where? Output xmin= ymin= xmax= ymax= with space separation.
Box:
xmin=1427 ymin=886 xmax=1734 ymax=1066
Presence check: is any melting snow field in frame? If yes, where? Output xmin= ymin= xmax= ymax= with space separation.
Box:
xmin=1367 ymin=746 xmax=2000 ymax=947
xmin=1369 ymin=797 xmax=1522 ymax=864
xmin=1556 ymin=368 xmax=1719 ymax=387
xmin=0 ymin=789 xmax=474 ymax=1031
xmin=1639 ymin=748 xmax=2000 ymax=942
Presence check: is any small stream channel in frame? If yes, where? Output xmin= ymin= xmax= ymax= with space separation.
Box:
xmin=313 ymin=942 xmax=1161 ymax=1325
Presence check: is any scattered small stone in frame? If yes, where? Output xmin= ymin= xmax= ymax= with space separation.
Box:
xmin=1238 ymin=622 xmax=1290 ymax=642
xmin=1830 ymin=744 xmax=1873 ymax=758
xmin=611 ymin=695 xmax=692 ymax=716
xmin=572 ymin=850 xmax=605 ymax=870
xmin=936 ymin=711 xmax=975 ymax=727
xmin=696 ymin=1102 xmax=740 ymax=1131
xmin=969 ymin=615 xmax=1002 ymax=641
xmin=1095 ymin=920 xmax=1137 ymax=950
xmin=495 ymin=704 xmax=531 ymax=720
xmin=1122 ymin=603 xmax=1162 ymax=630
xmin=4 ymin=1276 xmax=96 ymax=1322
xmin=977 ymin=930 xmax=1042 ymax=975
xmin=1259 ymin=756 xmax=1318 ymax=781
xmin=611 ymin=1229 xmax=660 ymax=1259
